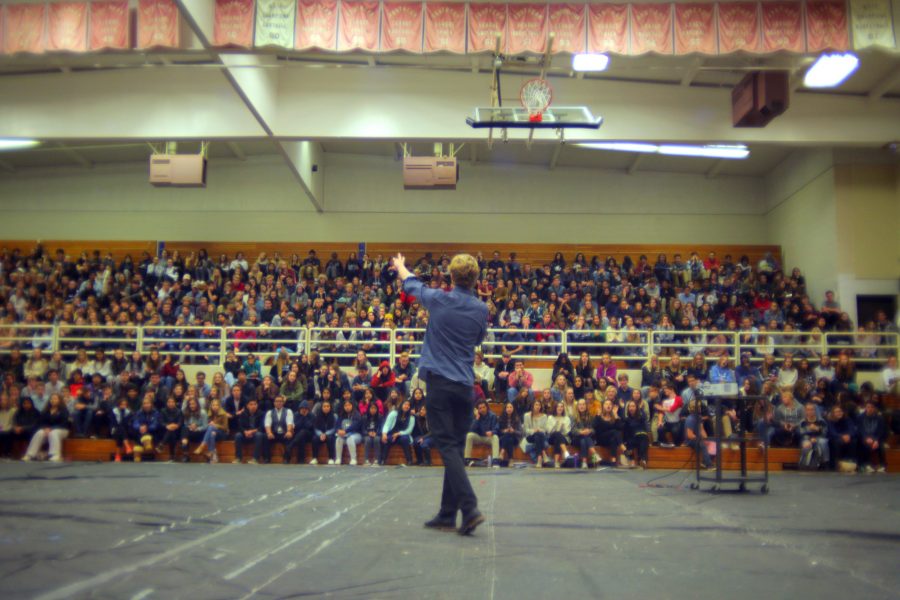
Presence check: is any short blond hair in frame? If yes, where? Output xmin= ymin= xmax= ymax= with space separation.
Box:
xmin=449 ymin=253 xmax=479 ymax=289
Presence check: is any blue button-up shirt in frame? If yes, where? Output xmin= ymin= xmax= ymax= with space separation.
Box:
xmin=402 ymin=277 xmax=488 ymax=386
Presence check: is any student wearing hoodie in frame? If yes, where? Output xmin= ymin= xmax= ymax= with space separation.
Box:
xmin=370 ymin=360 xmax=397 ymax=402
xmin=311 ymin=399 xmax=337 ymax=464
xmin=334 ymin=398 xmax=362 ymax=465
xmin=464 ymin=400 xmax=500 ymax=465
xmin=11 ymin=397 xmax=40 ymax=454
xmin=380 ymin=399 xmax=415 ymax=465
xmin=827 ymin=405 xmax=856 ymax=470
xmin=130 ymin=394 xmax=162 ymax=462
xmin=289 ymin=401 xmax=315 ymax=464
xmin=361 ymin=401 xmax=383 ymax=466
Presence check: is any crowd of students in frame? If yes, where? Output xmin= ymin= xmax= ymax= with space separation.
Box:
xmin=0 ymin=244 xmax=897 ymax=470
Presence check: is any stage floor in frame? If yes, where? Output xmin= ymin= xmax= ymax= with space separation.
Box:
xmin=0 ymin=463 xmax=898 ymax=600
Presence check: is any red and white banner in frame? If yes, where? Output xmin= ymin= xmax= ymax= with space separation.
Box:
xmin=675 ymin=3 xmax=716 ymax=54
xmin=762 ymin=1 xmax=804 ymax=52
xmin=549 ymin=4 xmax=586 ymax=53
xmin=296 ymin=0 xmax=338 ymax=50
xmin=48 ymin=2 xmax=88 ymax=52
xmin=507 ymin=3 xmax=548 ymax=54
xmin=4 ymin=4 xmax=46 ymax=54
xmin=468 ymin=3 xmax=507 ymax=53
xmin=138 ymin=0 xmax=179 ymax=49
xmin=718 ymin=1 xmax=760 ymax=52
xmin=89 ymin=1 xmax=130 ymax=50
xmin=214 ymin=0 xmax=255 ymax=48
xmin=806 ymin=0 xmax=849 ymax=51
xmin=588 ymin=3 xmax=628 ymax=53
xmin=381 ymin=1 xmax=424 ymax=52
xmin=423 ymin=1 xmax=465 ymax=53
xmin=630 ymin=3 xmax=673 ymax=54
xmin=339 ymin=0 xmax=379 ymax=51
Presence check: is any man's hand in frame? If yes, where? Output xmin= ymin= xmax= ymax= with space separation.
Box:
xmin=320 ymin=433 xmax=327 ymax=441
xmin=392 ymin=254 xmax=412 ymax=280
xmin=485 ymin=431 xmax=493 ymax=437
xmin=267 ymin=432 xmax=275 ymax=440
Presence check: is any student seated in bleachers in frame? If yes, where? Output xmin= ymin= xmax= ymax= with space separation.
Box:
xmin=380 ymin=398 xmax=415 ymax=466
xmin=827 ymin=405 xmax=856 ymax=471
xmin=523 ymin=400 xmax=550 ymax=468
xmin=289 ymin=401 xmax=315 ymax=465
xmin=263 ymin=395 xmax=294 ymax=464
xmin=158 ymin=396 xmax=183 ymax=460
xmin=360 ymin=401 xmax=383 ymax=466
xmin=465 ymin=400 xmax=500 ymax=466
xmin=311 ymin=399 xmax=337 ymax=465
xmin=772 ymin=390 xmax=803 ymax=447
xmin=655 ymin=384 xmax=684 ymax=448
xmin=180 ymin=396 xmax=207 ymax=463
xmin=570 ymin=399 xmax=598 ymax=469
xmin=497 ymin=402 xmax=523 ymax=467
xmin=195 ymin=398 xmax=228 ymax=464
xmin=130 ymin=394 xmax=162 ymax=462
xmin=798 ymin=402 xmax=829 ymax=470
xmin=856 ymin=400 xmax=887 ymax=473
xmin=684 ymin=399 xmax=712 ymax=469
xmin=334 ymin=398 xmax=362 ymax=466
xmin=23 ymin=393 xmax=69 ymax=462
xmin=413 ymin=405 xmax=432 ymax=466
xmin=593 ymin=399 xmax=627 ymax=467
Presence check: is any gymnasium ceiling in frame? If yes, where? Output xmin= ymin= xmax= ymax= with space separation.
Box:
xmin=0 ymin=1 xmax=899 ymax=205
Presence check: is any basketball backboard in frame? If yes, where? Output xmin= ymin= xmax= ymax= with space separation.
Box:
xmin=466 ymin=106 xmax=603 ymax=130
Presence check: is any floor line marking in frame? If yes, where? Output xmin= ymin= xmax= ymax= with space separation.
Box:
xmin=35 ymin=471 xmax=383 ymax=600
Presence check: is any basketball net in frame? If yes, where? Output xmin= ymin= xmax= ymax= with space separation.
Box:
xmin=520 ymin=78 xmax=553 ymax=123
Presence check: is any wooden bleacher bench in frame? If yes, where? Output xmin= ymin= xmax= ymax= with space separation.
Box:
xmin=55 ymin=438 xmax=900 ymax=471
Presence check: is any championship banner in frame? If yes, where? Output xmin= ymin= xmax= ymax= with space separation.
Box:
xmin=3 ymin=3 xmax=46 ymax=54
xmin=675 ymin=3 xmax=716 ymax=54
xmin=850 ymin=0 xmax=896 ymax=48
xmin=630 ymin=3 xmax=673 ymax=54
xmin=587 ymin=3 xmax=628 ymax=53
xmin=549 ymin=4 xmax=586 ymax=54
xmin=507 ymin=3 xmax=549 ymax=54
xmin=48 ymin=2 xmax=88 ymax=52
xmin=296 ymin=0 xmax=338 ymax=50
xmin=381 ymin=1 xmax=424 ymax=52
xmin=423 ymin=1 xmax=465 ymax=52
xmin=213 ymin=0 xmax=255 ymax=48
xmin=468 ymin=3 xmax=507 ymax=53
xmin=806 ymin=1 xmax=849 ymax=51
xmin=137 ymin=0 xmax=179 ymax=49
xmin=255 ymin=0 xmax=296 ymax=47
xmin=89 ymin=1 xmax=130 ymax=50
xmin=338 ymin=0 xmax=380 ymax=51
xmin=761 ymin=1 xmax=804 ymax=52
xmin=718 ymin=1 xmax=760 ymax=52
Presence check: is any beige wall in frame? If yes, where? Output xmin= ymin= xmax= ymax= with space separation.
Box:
xmin=833 ymin=164 xmax=900 ymax=280
xmin=0 ymin=153 xmax=768 ymax=244
xmin=766 ymin=166 xmax=838 ymax=305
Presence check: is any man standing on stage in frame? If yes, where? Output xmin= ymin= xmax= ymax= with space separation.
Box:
xmin=392 ymin=252 xmax=488 ymax=536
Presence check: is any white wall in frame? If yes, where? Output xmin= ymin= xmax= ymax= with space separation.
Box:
xmin=0 ymin=152 xmax=769 ymax=244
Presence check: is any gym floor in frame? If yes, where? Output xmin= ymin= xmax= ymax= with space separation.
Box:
xmin=0 ymin=463 xmax=897 ymax=600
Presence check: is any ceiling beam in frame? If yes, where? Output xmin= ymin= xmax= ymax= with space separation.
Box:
xmin=54 ymin=142 xmax=92 ymax=168
xmin=706 ymin=159 xmax=726 ymax=179
xmin=548 ymin=144 xmax=562 ymax=170
xmin=226 ymin=141 xmax=246 ymax=160
xmin=869 ymin=68 xmax=900 ymax=100
xmin=627 ymin=154 xmax=644 ymax=175
xmin=680 ymin=58 xmax=703 ymax=87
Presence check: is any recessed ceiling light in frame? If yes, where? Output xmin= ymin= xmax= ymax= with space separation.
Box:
xmin=658 ymin=144 xmax=750 ymax=159
xmin=575 ymin=142 xmax=750 ymax=160
xmin=572 ymin=53 xmax=610 ymax=72
xmin=803 ymin=53 xmax=859 ymax=88
xmin=0 ymin=139 xmax=40 ymax=151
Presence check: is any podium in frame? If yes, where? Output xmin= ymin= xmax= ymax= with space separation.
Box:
xmin=690 ymin=394 xmax=770 ymax=494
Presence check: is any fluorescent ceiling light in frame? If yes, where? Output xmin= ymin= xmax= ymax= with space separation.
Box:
xmin=0 ymin=139 xmax=40 ymax=151
xmin=572 ymin=53 xmax=610 ymax=72
xmin=803 ymin=53 xmax=859 ymax=88
xmin=659 ymin=144 xmax=750 ymax=159
xmin=575 ymin=142 xmax=658 ymax=153
xmin=575 ymin=142 xmax=749 ymax=160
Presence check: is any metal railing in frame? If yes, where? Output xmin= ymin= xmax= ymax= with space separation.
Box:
xmin=0 ymin=324 xmax=896 ymax=367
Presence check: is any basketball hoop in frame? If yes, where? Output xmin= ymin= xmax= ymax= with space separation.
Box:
xmin=520 ymin=78 xmax=553 ymax=123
